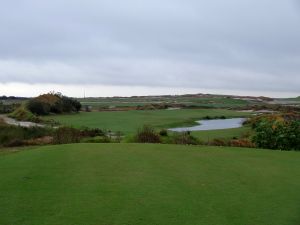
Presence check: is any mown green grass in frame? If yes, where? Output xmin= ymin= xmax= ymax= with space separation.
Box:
xmin=44 ymin=109 xmax=249 ymax=134
xmin=192 ymin=126 xmax=252 ymax=141
xmin=0 ymin=143 xmax=299 ymax=225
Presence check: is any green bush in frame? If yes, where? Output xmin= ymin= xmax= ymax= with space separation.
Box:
xmin=53 ymin=127 xmax=81 ymax=144
xmin=172 ymin=132 xmax=200 ymax=145
xmin=80 ymin=128 xmax=104 ymax=137
xmin=253 ymin=119 xmax=300 ymax=151
xmin=159 ymin=129 xmax=168 ymax=136
xmin=10 ymin=105 xmax=40 ymax=122
xmin=27 ymin=99 xmax=51 ymax=115
xmin=0 ymin=124 xmax=52 ymax=147
xmin=135 ymin=125 xmax=161 ymax=143
xmin=26 ymin=93 xmax=82 ymax=116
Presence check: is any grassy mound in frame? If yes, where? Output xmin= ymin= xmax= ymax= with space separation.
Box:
xmin=9 ymin=104 xmax=39 ymax=122
xmin=0 ymin=144 xmax=299 ymax=225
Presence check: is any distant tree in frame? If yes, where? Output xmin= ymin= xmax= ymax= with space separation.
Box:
xmin=26 ymin=93 xmax=81 ymax=115
xmin=27 ymin=99 xmax=50 ymax=115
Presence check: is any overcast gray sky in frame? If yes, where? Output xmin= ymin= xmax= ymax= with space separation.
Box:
xmin=0 ymin=0 xmax=300 ymax=97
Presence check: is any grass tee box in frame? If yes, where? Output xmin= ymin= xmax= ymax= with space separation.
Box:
xmin=0 ymin=143 xmax=299 ymax=225
xmin=44 ymin=109 xmax=250 ymax=134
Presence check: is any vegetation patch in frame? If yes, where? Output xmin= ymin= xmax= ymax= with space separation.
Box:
xmin=250 ymin=113 xmax=300 ymax=150
xmin=9 ymin=104 xmax=40 ymax=122
xmin=0 ymin=123 xmax=52 ymax=147
xmin=27 ymin=92 xmax=81 ymax=115
xmin=134 ymin=125 xmax=161 ymax=143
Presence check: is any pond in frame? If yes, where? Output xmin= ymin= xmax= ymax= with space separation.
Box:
xmin=169 ymin=118 xmax=246 ymax=132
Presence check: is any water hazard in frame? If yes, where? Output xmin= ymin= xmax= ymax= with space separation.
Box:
xmin=169 ymin=118 xmax=246 ymax=132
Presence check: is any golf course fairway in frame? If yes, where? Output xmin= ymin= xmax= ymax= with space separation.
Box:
xmin=0 ymin=143 xmax=299 ymax=225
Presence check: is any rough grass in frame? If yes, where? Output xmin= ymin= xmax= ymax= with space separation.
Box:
xmin=79 ymin=96 xmax=250 ymax=108
xmin=0 ymin=143 xmax=299 ymax=225
xmin=44 ymin=109 xmax=250 ymax=134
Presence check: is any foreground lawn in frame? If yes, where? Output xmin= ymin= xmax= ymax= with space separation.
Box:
xmin=44 ymin=109 xmax=249 ymax=134
xmin=0 ymin=144 xmax=299 ymax=225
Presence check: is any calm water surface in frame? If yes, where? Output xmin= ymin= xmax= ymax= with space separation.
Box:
xmin=169 ymin=118 xmax=246 ymax=132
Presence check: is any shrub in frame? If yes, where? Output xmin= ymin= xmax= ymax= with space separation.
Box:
xmin=172 ymin=132 xmax=199 ymax=145
xmin=80 ymin=128 xmax=104 ymax=137
xmin=26 ymin=92 xmax=82 ymax=116
xmin=159 ymin=129 xmax=168 ymax=136
xmin=27 ymin=99 xmax=50 ymax=115
xmin=53 ymin=127 xmax=81 ymax=144
xmin=24 ymin=136 xmax=53 ymax=145
xmin=0 ymin=124 xmax=52 ymax=147
xmin=252 ymin=118 xmax=300 ymax=150
xmin=82 ymin=135 xmax=112 ymax=143
xmin=10 ymin=105 xmax=40 ymax=122
xmin=4 ymin=139 xmax=24 ymax=147
xmin=229 ymin=139 xmax=255 ymax=148
xmin=135 ymin=125 xmax=161 ymax=143
xmin=208 ymin=138 xmax=228 ymax=146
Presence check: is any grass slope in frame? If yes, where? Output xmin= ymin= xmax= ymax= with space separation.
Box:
xmin=0 ymin=143 xmax=299 ymax=225
xmin=44 ymin=109 xmax=249 ymax=134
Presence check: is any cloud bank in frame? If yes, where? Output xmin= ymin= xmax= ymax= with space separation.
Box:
xmin=0 ymin=0 xmax=299 ymax=96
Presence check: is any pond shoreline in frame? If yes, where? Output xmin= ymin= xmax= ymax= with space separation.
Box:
xmin=169 ymin=118 xmax=246 ymax=132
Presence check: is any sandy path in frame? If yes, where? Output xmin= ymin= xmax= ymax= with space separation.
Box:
xmin=0 ymin=114 xmax=44 ymax=127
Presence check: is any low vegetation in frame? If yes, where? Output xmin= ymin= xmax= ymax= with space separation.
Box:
xmin=0 ymin=102 xmax=20 ymax=114
xmin=10 ymin=104 xmax=40 ymax=122
xmin=134 ymin=125 xmax=161 ymax=143
xmin=27 ymin=92 xmax=81 ymax=115
xmin=171 ymin=131 xmax=200 ymax=145
xmin=250 ymin=113 xmax=300 ymax=150
xmin=0 ymin=123 xmax=52 ymax=147
xmin=7 ymin=92 xmax=81 ymax=122
xmin=0 ymin=121 xmax=111 ymax=147
xmin=78 ymin=94 xmax=258 ymax=110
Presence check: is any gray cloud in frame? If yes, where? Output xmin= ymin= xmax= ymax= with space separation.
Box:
xmin=0 ymin=0 xmax=300 ymax=96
